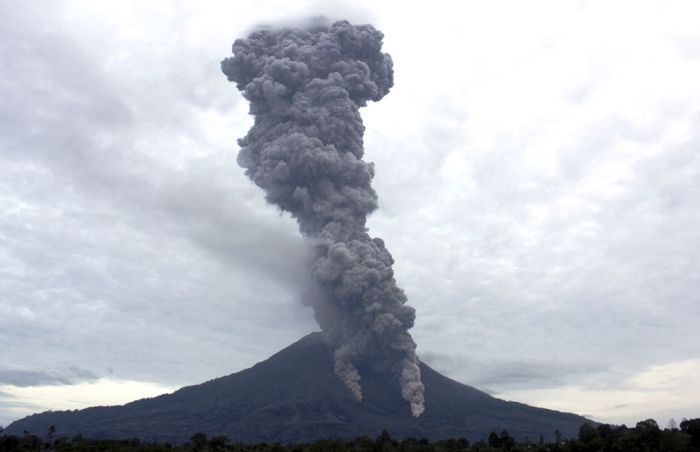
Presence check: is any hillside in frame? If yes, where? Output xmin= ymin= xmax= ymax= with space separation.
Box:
xmin=5 ymin=333 xmax=588 ymax=443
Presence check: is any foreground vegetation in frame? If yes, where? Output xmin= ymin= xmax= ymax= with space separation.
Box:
xmin=1 ymin=418 xmax=698 ymax=452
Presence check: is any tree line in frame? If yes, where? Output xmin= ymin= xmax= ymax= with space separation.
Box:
xmin=1 ymin=418 xmax=699 ymax=452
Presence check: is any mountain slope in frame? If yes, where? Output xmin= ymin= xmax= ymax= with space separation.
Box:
xmin=4 ymin=333 xmax=587 ymax=443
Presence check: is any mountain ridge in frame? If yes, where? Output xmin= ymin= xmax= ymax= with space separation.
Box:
xmin=4 ymin=332 xmax=588 ymax=443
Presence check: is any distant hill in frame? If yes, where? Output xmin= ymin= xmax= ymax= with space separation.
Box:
xmin=4 ymin=333 xmax=588 ymax=443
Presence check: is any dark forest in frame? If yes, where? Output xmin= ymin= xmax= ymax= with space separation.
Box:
xmin=2 ymin=418 xmax=699 ymax=452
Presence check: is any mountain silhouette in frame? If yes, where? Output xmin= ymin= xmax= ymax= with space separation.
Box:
xmin=4 ymin=333 xmax=588 ymax=443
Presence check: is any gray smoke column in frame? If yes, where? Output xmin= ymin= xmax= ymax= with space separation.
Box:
xmin=221 ymin=20 xmax=425 ymax=416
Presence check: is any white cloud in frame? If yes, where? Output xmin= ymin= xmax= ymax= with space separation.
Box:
xmin=495 ymin=359 xmax=700 ymax=426
xmin=0 ymin=379 xmax=175 ymax=427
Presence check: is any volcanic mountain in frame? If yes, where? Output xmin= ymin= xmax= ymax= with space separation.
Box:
xmin=5 ymin=333 xmax=587 ymax=443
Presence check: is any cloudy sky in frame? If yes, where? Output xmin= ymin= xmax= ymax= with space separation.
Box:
xmin=1 ymin=0 xmax=699 ymax=429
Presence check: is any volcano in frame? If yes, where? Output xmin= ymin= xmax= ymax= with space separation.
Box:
xmin=4 ymin=333 xmax=587 ymax=443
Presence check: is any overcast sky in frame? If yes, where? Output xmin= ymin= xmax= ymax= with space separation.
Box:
xmin=1 ymin=0 xmax=699 ymax=429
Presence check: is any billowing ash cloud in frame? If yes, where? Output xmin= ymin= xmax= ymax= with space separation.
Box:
xmin=221 ymin=20 xmax=425 ymax=416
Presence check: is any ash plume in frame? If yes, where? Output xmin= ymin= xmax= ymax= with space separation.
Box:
xmin=222 ymin=20 xmax=425 ymax=416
